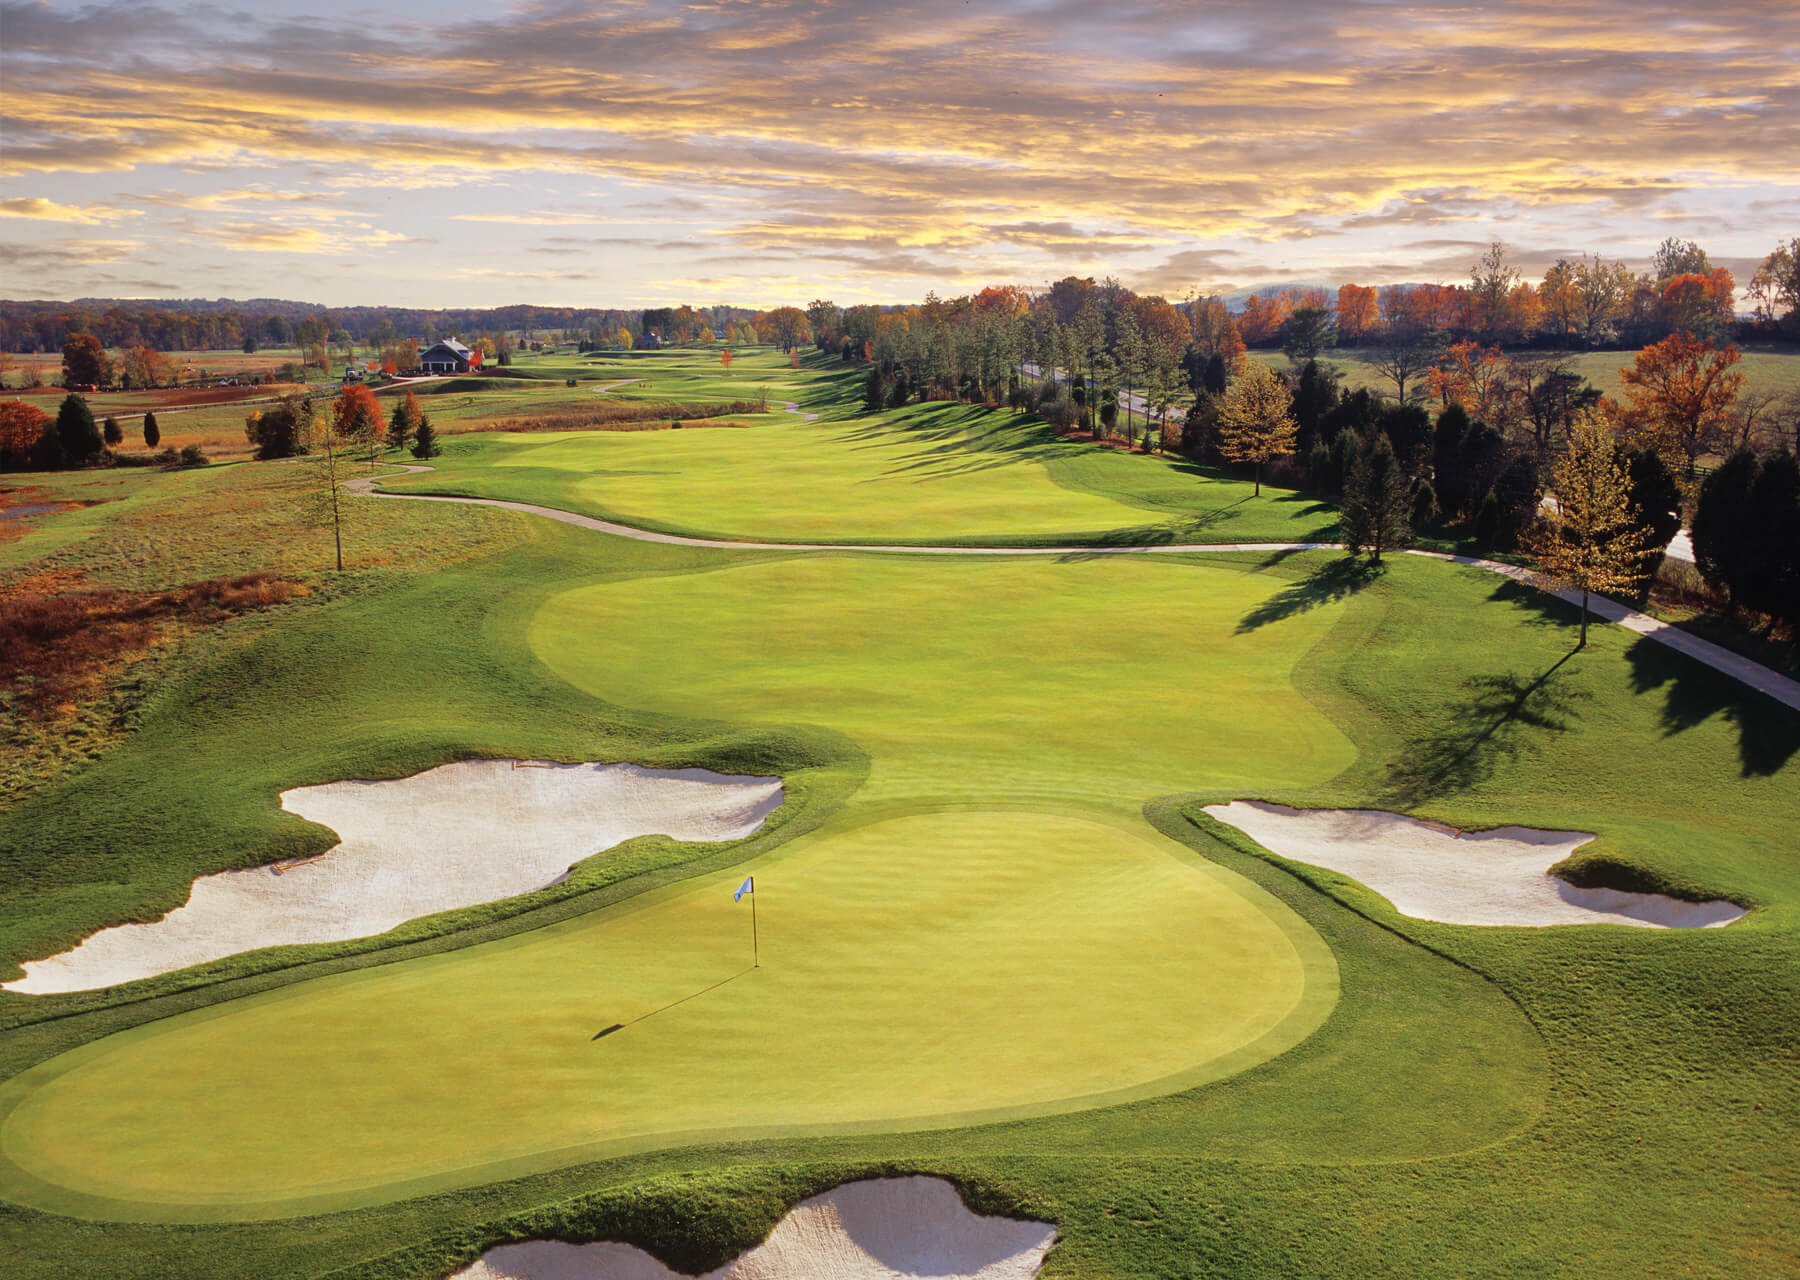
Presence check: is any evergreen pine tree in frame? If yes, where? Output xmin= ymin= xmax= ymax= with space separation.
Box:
xmin=142 ymin=410 xmax=160 ymax=449
xmin=102 ymin=415 xmax=122 ymax=446
xmin=54 ymin=393 xmax=101 ymax=464
xmin=410 ymin=413 xmax=438 ymax=459
xmin=1740 ymin=449 xmax=1800 ymax=630
xmin=1692 ymin=450 xmax=1760 ymax=604
xmin=1341 ymin=435 xmax=1413 ymax=564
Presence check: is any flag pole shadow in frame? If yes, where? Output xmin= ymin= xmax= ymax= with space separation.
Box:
xmin=592 ymin=966 xmax=757 ymax=1041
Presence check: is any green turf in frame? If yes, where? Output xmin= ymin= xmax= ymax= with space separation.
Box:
xmin=379 ymin=352 xmax=1339 ymax=546
xmin=0 ymin=808 xmax=1333 ymax=1219
xmin=0 ymin=354 xmax=1796 ymax=1276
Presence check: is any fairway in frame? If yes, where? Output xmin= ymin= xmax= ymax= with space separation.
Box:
xmin=529 ymin=554 xmax=1359 ymax=809
xmin=0 ymin=808 xmax=1332 ymax=1219
xmin=383 ymin=360 xmax=1340 ymax=547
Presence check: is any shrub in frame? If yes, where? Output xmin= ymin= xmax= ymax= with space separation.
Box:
xmin=142 ymin=411 xmax=160 ymax=449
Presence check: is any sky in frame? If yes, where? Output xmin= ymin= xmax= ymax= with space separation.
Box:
xmin=1 ymin=0 xmax=1796 ymax=310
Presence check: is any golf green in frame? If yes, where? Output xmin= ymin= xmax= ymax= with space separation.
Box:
xmin=0 ymin=808 xmax=1334 ymax=1220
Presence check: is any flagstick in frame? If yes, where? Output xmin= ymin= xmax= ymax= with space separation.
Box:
xmin=750 ymin=889 xmax=759 ymax=968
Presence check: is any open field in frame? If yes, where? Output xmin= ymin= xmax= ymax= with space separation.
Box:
xmin=1251 ymin=341 xmax=1800 ymax=405
xmin=0 ymin=350 xmax=1795 ymax=1277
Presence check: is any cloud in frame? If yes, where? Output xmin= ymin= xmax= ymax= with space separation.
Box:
xmin=0 ymin=196 xmax=139 ymax=224
xmin=1 ymin=0 xmax=1795 ymax=301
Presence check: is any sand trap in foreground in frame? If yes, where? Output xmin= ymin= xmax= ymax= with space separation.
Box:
xmin=1205 ymin=801 xmax=1743 ymax=929
xmin=449 ymin=1177 xmax=1056 ymax=1280
xmin=5 ymin=761 xmax=783 ymax=995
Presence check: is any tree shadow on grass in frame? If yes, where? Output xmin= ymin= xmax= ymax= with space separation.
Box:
xmin=1235 ymin=557 xmax=1383 ymax=633
xmin=1624 ymin=637 xmax=1800 ymax=777
xmin=1384 ymin=652 xmax=1585 ymax=807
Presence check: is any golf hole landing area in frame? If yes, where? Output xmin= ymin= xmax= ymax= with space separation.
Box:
xmin=0 ymin=810 xmax=1333 ymax=1221
xmin=5 ymin=760 xmax=784 ymax=995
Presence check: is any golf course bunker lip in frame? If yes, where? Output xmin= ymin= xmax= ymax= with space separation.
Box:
xmin=446 ymin=1176 xmax=1057 ymax=1280
xmin=1205 ymin=801 xmax=1745 ymax=929
xmin=4 ymin=760 xmax=784 ymax=995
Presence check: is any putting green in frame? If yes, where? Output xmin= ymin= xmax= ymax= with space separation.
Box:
xmin=0 ymin=809 xmax=1333 ymax=1220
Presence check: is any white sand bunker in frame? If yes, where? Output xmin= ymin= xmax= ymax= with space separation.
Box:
xmin=6 ymin=761 xmax=783 ymax=995
xmin=449 ymin=1176 xmax=1057 ymax=1280
xmin=1205 ymin=801 xmax=1744 ymax=929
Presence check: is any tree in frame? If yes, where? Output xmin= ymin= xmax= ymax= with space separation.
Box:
xmin=386 ymin=390 xmax=420 ymax=452
xmin=1335 ymin=284 xmax=1379 ymax=345
xmin=1279 ymin=306 xmax=1334 ymax=366
xmin=1377 ymin=402 xmax=1433 ymax=476
xmin=308 ymin=422 xmax=351 ymax=571
xmin=1691 ymin=450 xmax=1760 ymax=605
xmin=720 ymin=347 xmax=733 ymax=370
xmin=119 ymin=345 xmax=170 ymax=390
xmin=0 ymin=400 xmax=51 ymax=469
xmin=1370 ymin=325 xmax=1442 ymax=404
xmin=1651 ymin=237 xmax=1710 ymax=283
xmin=1615 ymin=333 xmax=1743 ymax=473
xmin=142 ymin=410 xmax=160 ymax=449
xmin=61 ymin=333 xmax=110 ymax=389
xmin=1572 ymin=254 xmax=1636 ymax=346
xmin=1748 ymin=238 xmax=1800 ymax=334
xmin=102 ymin=415 xmax=122 ymax=447
xmin=332 ymin=382 xmax=385 ymax=447
xmin=1342 ymin=435 xmax=1412 ymax=564
xmin=1513 ymin=354 xmax=1600 ymax=466
xmin=1216 ymin=359 xmax=1298 ymax=495
xmin=764 ymin=307 xmax=811 ymax=353
xmin=805 ymin=298 xmax=839 ymax=343
xmin=410 ymin=413 xmax=438 ymax=459
xmin=1622 ymin=448 xmax=1683 ymax=582
xmin=1468 ymin=241 xmax=1521 ymax=339
xmin=1523 ymin=420 xmax=1652 ymax=648
xmin=246 ymin=396 xmax=312 ymax=460
xmin=1740 ymin=450 xmax=1800 ymax=633
xmin=55 ymin=393 xmax=101 ymax=463
xmin=1290 ymin=360 xmax=1340 ymax=453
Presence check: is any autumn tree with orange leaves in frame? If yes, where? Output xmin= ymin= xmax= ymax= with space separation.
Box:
xmin=0 ymin=400 xmax=52 ymax=468
xmin=1614 ymin=333 xmax=1743 ymax=474
xmin=1428 ymin=340 xmax=1514 ymax=426
xmin=1335 ymin=284 xmax=1379 ymax=344
xmin=332 ymin=381 xmax=386 ymax=466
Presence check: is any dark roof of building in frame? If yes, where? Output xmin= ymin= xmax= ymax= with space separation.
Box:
xmin=420 ymin=339 xmax=473 ymax=359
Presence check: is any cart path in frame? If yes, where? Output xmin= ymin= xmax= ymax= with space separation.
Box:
xmin=347 ymin=465 xmax=1800 ymax=713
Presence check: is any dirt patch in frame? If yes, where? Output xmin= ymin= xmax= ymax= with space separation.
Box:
xmin=1205 ymin=801 xmax=1745 ymax=929
xmin=0 ymin=487 xmax=99 ymax=539
xmin=450 ymin=1176 xmax=1056 ymax=1280
xmin=0 ymin=572 xmax=310 ymax=719
xmin=4 ymin=760 xmax=784 ymax=994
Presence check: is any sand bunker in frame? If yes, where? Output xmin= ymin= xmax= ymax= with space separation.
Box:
xmin=449 ymin=1176 xmax=1056 ymax=1280
xmin=1205 ymin=801 xmax=1744 ymax=929
xmin=5 ymin=761 xmax=783 ymax=995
